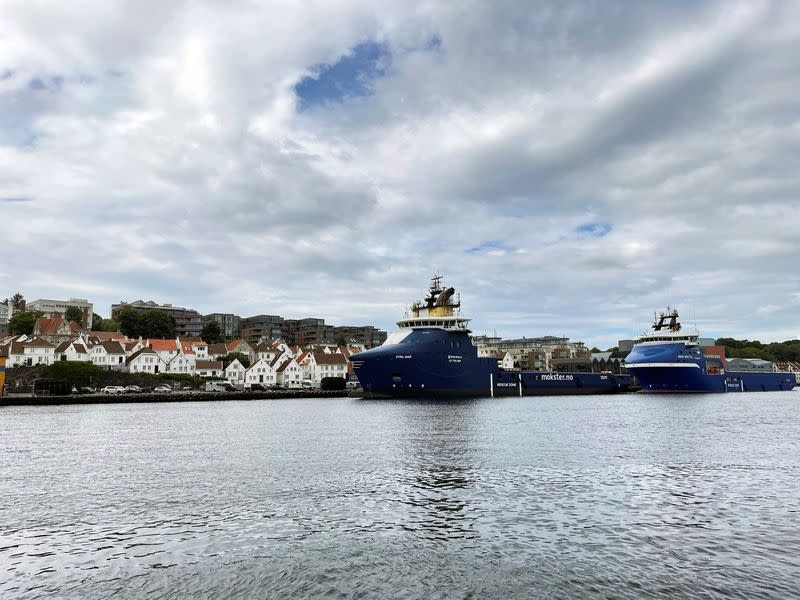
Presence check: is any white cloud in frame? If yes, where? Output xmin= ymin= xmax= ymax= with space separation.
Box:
xmin=1 ymin=0 xmax=798 ymax=346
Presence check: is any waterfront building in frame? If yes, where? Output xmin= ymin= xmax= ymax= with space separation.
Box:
xmin=90 ymin=341 xmax=127 ymax=370
xmin=28 ymin=298 xmax=94 ymax=328
xmin=166 ymin=352 xmax=195 ymax=374
xmin=225 ymin=359 xmax=246 ymax=387
xmin=195 ymin=360 xmax=223 ymax=378
xmin=244 ymin=357 xmax=277 ymax=388
xmin=205 ymin=313 xmax=241 ymax=340
xmin=126 ymin=348 xmax=167 ymax=374
xmin=726 ymin=358 xmax=776 ymax=372
xmin=472 ymin=335 xmax=589 ymax=370
xmin=6 ymin=338 xmax=56 ymax=367
xmin=276 ymin=358 xmax=303 ymax=387
xmin=590 ymin=352 xmax=626 ymax=374
xmin=111 ymin=300 xmax=204 ymax=338
xmin=303 ymin=351 xmax=348 ymax=383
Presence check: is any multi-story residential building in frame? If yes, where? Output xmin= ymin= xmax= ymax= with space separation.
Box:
xmin=204 ymin=313 xmax=241 ymax=340
xmin=111 ymin=300 xmax=204 ymax=338
xmin=0 ymin=303 xmax=12 ymax=334
xmin=331 ymin=325 xmax=387 ymax=348
xmin=240 ymin=314 xmax=286 ymax=344
xmin=240 ymin=314 xmax=386 ymax=347
xmin=286 ymin=318 xmax=335 ymax=346
xmin=27 ymin=298 xmax=93 ymax=328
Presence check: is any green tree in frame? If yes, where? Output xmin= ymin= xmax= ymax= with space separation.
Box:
xmin=8 ymin=310 xmax=44 ymax=335
xmin=222 ymin=352 xmax=250 ymax=369
xmin=201 ymin=320 xmax=224 ymax=344
xmin=590 ymin=347 xmax=601 ymax=353
xmin=139 ymin=309 xmax=176 ymax=339
xmin=117 ymin=308 xmax=141 ymax=337
xmin=92 ymin=315 xmax=121 ymax=332
xmin=64 ymin=306 xmax=84 ymax=324
xmin=335 ymin=334 xmax=348 ymax=348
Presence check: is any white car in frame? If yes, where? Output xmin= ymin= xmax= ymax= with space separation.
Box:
xmin=153 ymin=385 xmax=172 ymax=393
xmin=101 ymin=386 xmax=125 ymax=395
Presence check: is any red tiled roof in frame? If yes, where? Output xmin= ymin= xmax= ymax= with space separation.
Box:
xmin=148 ymin=339 xmax=178 ymax=352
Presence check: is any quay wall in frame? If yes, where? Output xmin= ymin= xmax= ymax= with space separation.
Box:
xmin=0 ymin=389 xmax=348 ymax=407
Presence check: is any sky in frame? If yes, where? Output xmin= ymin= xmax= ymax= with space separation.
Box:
xmin=1 ymin=0 xmax=798 ymax=348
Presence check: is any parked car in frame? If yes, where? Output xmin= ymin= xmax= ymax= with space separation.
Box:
xmin=124 ymin=385 xmax=143 ymax=394
xmin=153 ymin=385 xmax=172 ymax=393
xmin=300 ymin=379 xmax=318 ymax=389
xmin=181 ymin=385 xmax=192 ymax=390
xmin=249 ymin=383 xmax=267 ymax=391
xmin=101 ymin=386 xmax=126 ymax=395
xmin=204 ymin=381 xmax=234 ymax=392
xmin=80 ymin=386 xmax=96 ymax=394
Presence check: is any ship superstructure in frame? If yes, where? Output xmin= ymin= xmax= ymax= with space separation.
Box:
xmin=624 ymin=308 xmax=796 ymax=392
xmin=350 ymin=276 xmax=631 ymax=398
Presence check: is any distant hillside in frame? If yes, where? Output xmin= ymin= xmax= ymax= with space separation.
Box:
xmin=716 ymin=338 xmax=800 ymax=362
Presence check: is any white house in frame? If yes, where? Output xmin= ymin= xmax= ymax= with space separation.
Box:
xmin=196 ymin=360 xmax=223 ymax=378
xmin=90 ymin=341 xmax=127 ymax=370
xmin=308 ymin=351 xmax=348 ymax=383
xmin=244 ymin=357 xmax=276 ymax=388
xmin=127 ymin=348 xmax=168 ymax=374
xmin=147 ymin=339 xmax=182 ymax=363
xmin=6 ymin=338 xmax=56 ymax=367
xmin=225 ymin=359 xmax=246 ymax=387
xmin=64 ymin=341 xmax=91 ymax=362
xmin=167 ymin=352 xmax=196 ymax=374
xmin=254 ymin=341 xmax=278 ymax=363
xmin=276 ymin=357 xmax=303 ymax=387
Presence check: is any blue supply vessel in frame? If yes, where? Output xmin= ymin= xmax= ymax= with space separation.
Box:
xmin=624 ymin=308 xmax=796 ymax=393
xmin=350 ymin=276 xmax=631 ymax=398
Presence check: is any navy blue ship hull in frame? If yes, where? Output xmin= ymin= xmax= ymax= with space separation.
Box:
xmin=350 ymin=328 xmax=631 ymax=398
xmin=625 ymin=342 xmax=797 ymax=393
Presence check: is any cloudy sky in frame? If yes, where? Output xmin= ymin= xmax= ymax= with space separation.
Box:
xmin=1 ymin=0 xmax=798 ymax=347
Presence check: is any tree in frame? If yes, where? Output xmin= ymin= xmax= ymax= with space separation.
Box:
xmin=92 ymin=315 xmax=120 ymax=332
xmin=117 ymin=308 xmax=141 ymax=337
xmin=64 ymin=306 xmax=84 ymax=324
xmin=10 ymin=293 xmax=25 ymax=311
xmin=201 ymin=320 xmax=224 ymax=344
xmin=335 ymin=334 xmax=348 ymax=348
xmin=590 ymin=347 xmax=601 ymax=353
xmin=222 ymin=352 xmax=250 ymax=369
xmin=8 ymin=310 xmax=44 ymax=335
xmin=139 ymin=309 xmax=176 ymax=339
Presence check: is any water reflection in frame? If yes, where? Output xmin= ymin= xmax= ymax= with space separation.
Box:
xmin=393 ymin=398 xmax=482 ymax=540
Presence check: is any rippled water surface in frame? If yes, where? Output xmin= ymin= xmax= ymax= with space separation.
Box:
xmin=2 ymin=393 xmax=799 ymax=599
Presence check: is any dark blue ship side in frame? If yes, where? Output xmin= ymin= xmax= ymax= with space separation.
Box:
xmin=350 ymin=277 xmax=631 ymax=398
xmin=624 ymin=309 xmax=796 ymax=393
